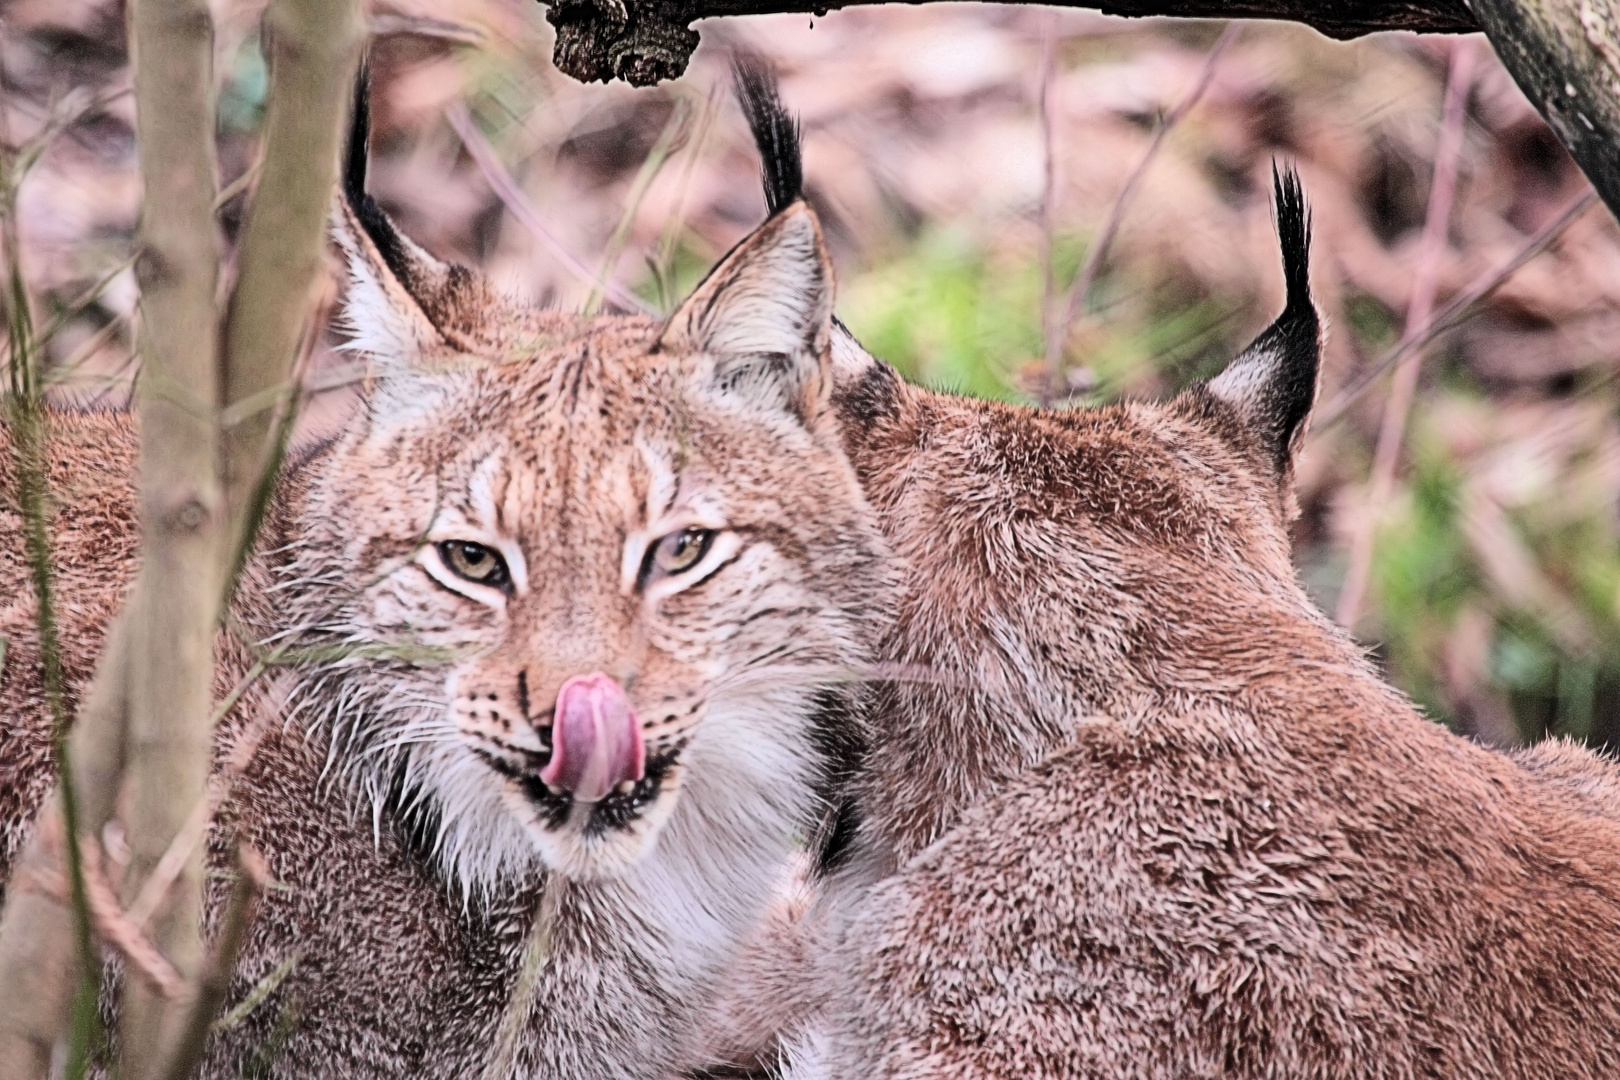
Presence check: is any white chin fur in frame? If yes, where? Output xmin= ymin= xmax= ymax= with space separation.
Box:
xmin=778 ymin=1026 xmax=836 ymax=1080
xmin=363 ymin=687 xmax=824 ymax=904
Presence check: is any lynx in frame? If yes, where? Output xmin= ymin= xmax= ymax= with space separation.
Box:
xmin=0 ymin=71 xmax=897 ymax=1078
xmin=702 ymin=87 xmax=1620 ymax=1080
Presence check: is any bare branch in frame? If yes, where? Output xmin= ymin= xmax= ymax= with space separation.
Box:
xmin=119 ymin=0 xmax=227 ymax=1069
xmin=210 ymin=951 xmax=301 ymax=1034
xmin=1047 ymin=22 xmax=1236 ymax=403
xmin=445 ymin=104 xmax=657 ymax=316
xmin=1469 ymin=0 xmax=1620 ymax=223
xmin=81 ymin=843 xmax=183 ymax=1001
xmin=1336 ymin=38 xmax=1477 ymax=631
xmin=1037 ymin=14 xmax=1062 ymax=407
xmin=1313 ymin=188 xmax=1600 ymax=430
xmin=584 ymin=97 xmax=692 ymax=316
xmin=220 ymin=0 xmax=364 ymax=574
xmin=543 ymin=0 xmax=1474 ymax=88
xmin=154 ymin=844 xmax=268 ymax=1080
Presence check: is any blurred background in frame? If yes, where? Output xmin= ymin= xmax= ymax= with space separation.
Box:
xmin=5 ymin=0 xmax=1620 ymax=749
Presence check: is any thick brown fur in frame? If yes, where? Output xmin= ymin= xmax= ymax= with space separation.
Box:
xmin=700 ymin=76 xmax=1620 ymax=1074
xmin=763 ymin=236 xmax=1620 ymax=1080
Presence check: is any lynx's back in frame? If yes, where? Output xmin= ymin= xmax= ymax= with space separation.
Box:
xmin=703 ymin=79 xmax=1620 ymax=1080
xmin=799 ymin=179 xmax=1620 ymax=1079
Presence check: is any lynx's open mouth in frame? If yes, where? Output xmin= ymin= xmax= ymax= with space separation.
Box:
xmin=517 ymin=749 xmax=681 ymax=835
xmin=488 ymin=671 xmax=680 ymax=838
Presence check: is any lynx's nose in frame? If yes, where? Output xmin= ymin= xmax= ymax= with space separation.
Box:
xmin=540 ymin=672 xmax=645 ymax=802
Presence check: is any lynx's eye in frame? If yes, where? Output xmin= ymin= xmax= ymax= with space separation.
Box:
xmin=438 ymin=541 xmax=510 ymax=588
xmin=651 ymin=528 xmax=715 ymax=576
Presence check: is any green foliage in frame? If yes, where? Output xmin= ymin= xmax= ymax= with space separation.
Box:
xmin=219 ymin=33 xmax=269 ymax=135
xmin=838 ymin=227 xmax=1233 ymax=404
xmin=1367 ymin=394 xmax=1620 ymax=745
xmin=840 ymin=228 xmax=1038 ymax=400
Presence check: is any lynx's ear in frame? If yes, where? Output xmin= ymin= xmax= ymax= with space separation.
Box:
xmin=1206 ymin=165 xmax=1321 ymax=478
xmin=660 ymin=201 xmax=835 ymax=421
xmin=333 ymin=67 xmax=502 ymax=366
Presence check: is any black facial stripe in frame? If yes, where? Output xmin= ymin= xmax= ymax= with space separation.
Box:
xmin=804 ymin=686 xmax=869 ymax=877
xmin=683 ymin=539 xmax=739 ymax=590
xmin=380 ymin=754 xmax=445 ymax=867
xmin=815 ymin=796 xmax=863 ymax=877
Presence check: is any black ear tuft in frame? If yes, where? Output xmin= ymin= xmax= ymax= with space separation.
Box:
xmin=342 ymin=60 xmax=414 ymax=293
xmin=732 ymin=54 xmax=803 ymax=216
xmin=344 ymin=59 xmax=372 ymax=213
xmin=1272 ymin=162 xmax=1313 ymax=338
xmin=1206 ymin=162 xmax=1321 ymax=478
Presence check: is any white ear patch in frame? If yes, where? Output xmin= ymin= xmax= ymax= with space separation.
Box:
xmin=663 ymin=203 xmax=835 ymax=421
xmin=1207 ymin=342 xmax=1283 ymax=415
xmin=687 ymin=208 xmax=831 ymax=362
xmin=330 ymin=204 xmax=444 ymax=369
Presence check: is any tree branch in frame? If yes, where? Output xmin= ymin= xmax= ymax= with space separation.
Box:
xmin=220 ymin=0 xmax=365 ymax=573
xmin=1469 ymin=0 xmax=1620 ymax=223
xmin=120 ymin=0 xmax=226 ymax=1072
xmin=540 ymin=0 xmax=1620 ymax=227
xmin=542 ymin=0 xmax=1477 ymax=86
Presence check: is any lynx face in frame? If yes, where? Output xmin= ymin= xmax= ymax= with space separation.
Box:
xmin=271 ymin=201 xmax=895 ymax=891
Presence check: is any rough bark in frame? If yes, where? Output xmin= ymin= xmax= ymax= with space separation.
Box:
xmin=544 ymin=0 xmax=1477 ymax=85
xmin=1470 ymin=0 xmax=1620 ymax=221
xmin=120 ymin=0 xmax=227 ymax=1072
xmin=219 ymin=0 xmax=365 ymax=562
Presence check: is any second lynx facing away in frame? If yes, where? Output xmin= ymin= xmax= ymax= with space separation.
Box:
xmin=717 ymin=174 xmax=1620 ymax=1077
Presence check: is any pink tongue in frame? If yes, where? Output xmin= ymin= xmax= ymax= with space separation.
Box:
xmin=539 ymin=672 xmax=645 ymax=802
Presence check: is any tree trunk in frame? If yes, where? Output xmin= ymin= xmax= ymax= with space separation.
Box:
xmin=1469 ymin=0 xmax=1620 ymax=222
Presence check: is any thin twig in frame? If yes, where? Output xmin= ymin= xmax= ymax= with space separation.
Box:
xmin=369 ymin=13 xmax=486 ymax=44
xmin=0 ymin=188 xmax=106 ymax=1077
xmin=214 ymin=154 xmax=264 ymax=213
xmin=1037 ymin=13 xmax=1062 ymax=406
xmin=445 ymin=103 xmax=656 ymax=316
xmin=81 ymin=841 xmax=183 ymax=1000
xmin=1047 ymin=22 xmax=1237 ymax=402
xmin=650 ymin=85 xmax=720 ymax=313
xmin=3 ymin=84 xmax=133 ymax=195
xmin=584 ymin=97 xmax=692 ymax=317
xmin=154 ymin=843 xmax=268 ymax=1080
xmin=211 ymin=951 xmax=301 ymax=1033
xmin=44 ymin=315 xmax=127 ymax=385
xmin=1336 ymin=38 xmax=1477 ymax=630
xmin=480 ymin=880 xmax=565 ymax=1080
xmin=1313 ymin=187 xmax=1599 ymax=430
xmin=5 ymin=255 xmax=138 ymax=366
